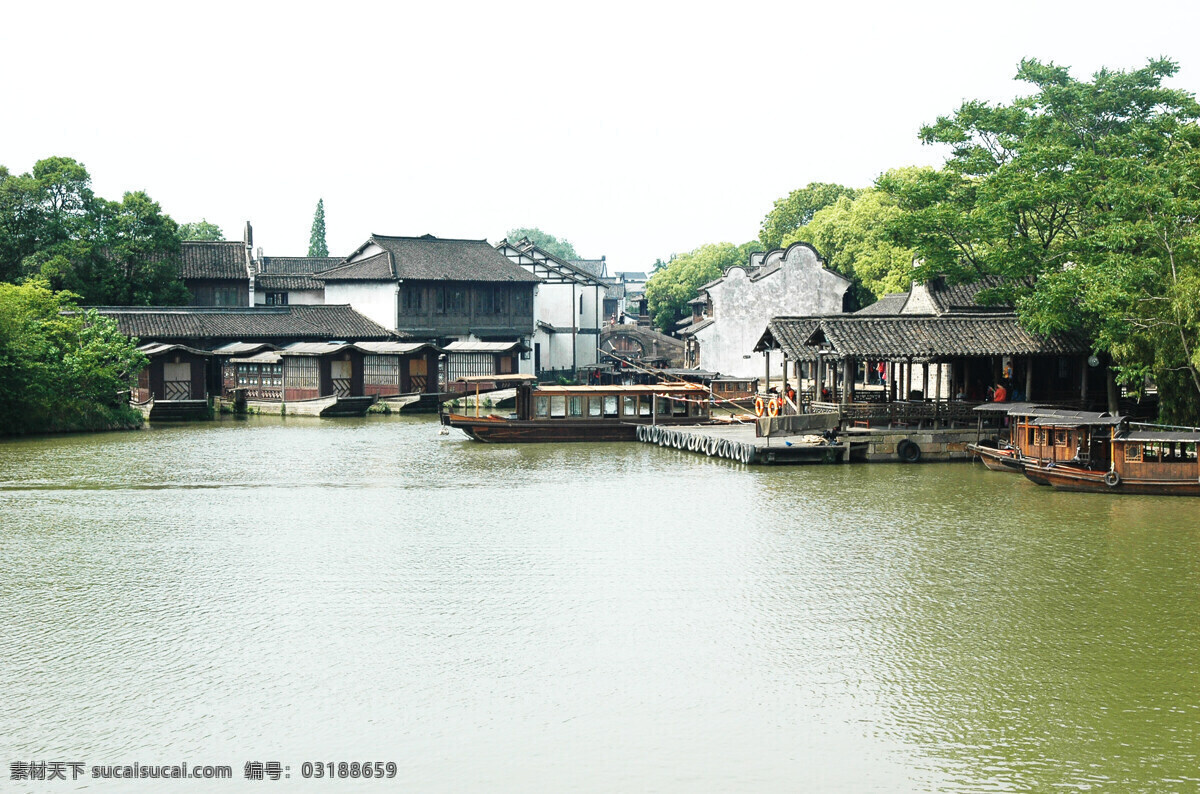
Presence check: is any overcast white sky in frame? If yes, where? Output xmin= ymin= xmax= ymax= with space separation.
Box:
xmin=4 ymin=1 xmax=1199 ymax=269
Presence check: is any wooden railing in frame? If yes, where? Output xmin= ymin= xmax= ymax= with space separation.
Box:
xmin=809 ymin=400 xmax=985 ymax=428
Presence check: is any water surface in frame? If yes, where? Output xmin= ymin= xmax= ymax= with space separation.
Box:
xmin=1 ymin=417 xmax=1198 ymax=791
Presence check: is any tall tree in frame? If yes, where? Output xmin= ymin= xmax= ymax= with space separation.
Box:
xmin=505 ymin=227 xmax=578 ymax=260
xmin=759 ymin=182 xmax=858 ymax=250
xmin=645 ymin=241 xmax=760 ymax=331
xmin=0 ymin=157 xmax=188 ymax=305
xmin=178 ymin=219 xmax=224 ymax=240
xmin=308 ymin=199 xmax=328 ymax=257
xmin=783 ymin=181 xmax=919 ymax=308
xmin=880 ymin=57 xmax=1200 ymax=421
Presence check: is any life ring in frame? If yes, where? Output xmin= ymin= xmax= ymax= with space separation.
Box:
xmin=767 ymin=398 xmax=780 ymax=418
xmin=897 ymin=439 xmax=922 ymax=463
xmin=1104 ymin=470 xmax=1121 ymax=488
xmin=754 ymin=397 xmax=765 ymax=417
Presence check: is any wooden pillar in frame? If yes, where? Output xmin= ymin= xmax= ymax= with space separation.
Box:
xmin=906 ymin=358 xmax=913 ymax=401
xmin=1080 ymin=355 xmax=1089 ymax=403
xmin=889 ymin=361 xmax=896 ymax=402
xmin=922 ymin=363 xmax=929 ymax=400
xmin=764 ymin=349 xmax=771 ymax=393
xmin=782 ymin=351 xmax=789 ymax=397
xmin=1106 ymin=367 xmax=1119 ymax=414
xmin=1025 ymin=356 xmax=1034 ymax=402
xmin=842 ymin=357 xmax=853 ymax=405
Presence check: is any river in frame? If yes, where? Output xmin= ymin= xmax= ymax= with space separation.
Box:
xmin=1 ymin=416 xmax=1198 ymax=791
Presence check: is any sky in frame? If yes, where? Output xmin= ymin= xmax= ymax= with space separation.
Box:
xmin=4 ymin=1 xmax=1200 ymax=270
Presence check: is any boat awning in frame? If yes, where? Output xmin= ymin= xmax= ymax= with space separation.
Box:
xmin=972 ymin=402 xmax=1058 ymax=415
xmin=230 ymin=351 xmax=283 ymax=364
xmin=137 ymin=342 xmax=212 ymax=357
xmin=355 ymin=341 xmax=440 ymax=355
xmin=1121 ymin=430 xmax=1200 ymax=442
xmin=443 ymin=340 xmax=530 ymax=354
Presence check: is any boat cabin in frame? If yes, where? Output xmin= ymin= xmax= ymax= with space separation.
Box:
xmin=1114 ymin=430 xmax=1200 ymax=482
xmin=1014 ymin=409 xmax=1124 ymax=468
xmin=132 ymin=342 xmax=213 ymax=420
xmin=515 ymin=383 xmax=710 ymax=423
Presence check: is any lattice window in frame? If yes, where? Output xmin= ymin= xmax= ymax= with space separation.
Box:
xmin=364 ymin=355 xmax=400 ymax=387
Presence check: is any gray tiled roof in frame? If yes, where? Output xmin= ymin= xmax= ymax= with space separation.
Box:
xmin=767 ymin=315 xmax=1087 ymax=360
xmin=91 ymin=305 xmax=399 ymax=343
xmin=258 ymin=255 xmax=343 ymax=293
xmin=926 ymin=275 xmax=1031 ymax=314
xmin=855 ymin=292 xmax=909 ymax=315
xmin=180 ymin=241 xmax=249 ymax=280
xmin=322 ymin=235 xmax=541 ymax=283
xmin=259 ymin=256 xmax=344 ymax=274
xmin=569 ymin=259 xmax=607 ymax=278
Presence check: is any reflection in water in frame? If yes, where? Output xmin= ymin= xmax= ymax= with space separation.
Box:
xmin=1 ymin=417 xmax=1197 ymax=791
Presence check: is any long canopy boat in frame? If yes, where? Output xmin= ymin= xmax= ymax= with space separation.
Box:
xmin=1026 ymin=426 xmax=1200 ymax=496
xmin=442 ymin=382 xmax=712 ymax=442
xmin=968 ymin=404 xmax=1125 ymax=479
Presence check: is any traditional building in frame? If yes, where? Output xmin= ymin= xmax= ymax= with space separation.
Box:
xmin=679 ymin=242 xmax=851 ymax=378
xmin=496 ymin=237 xmax=607 ymax=379
xmin=317 ymin=234 xmax=540 ymax=347
xmin=179 ymin=223 xmax=256 ymax=306
xmin=254 ymin=256 xmax=340 ymax=306
xmin=753 ymin=276 xmax=1102 ymax=426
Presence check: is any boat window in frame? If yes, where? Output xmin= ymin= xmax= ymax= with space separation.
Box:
xmin=550 ymin=396 xmax=566 ymax=417
xmin=1185 ymin=443 xmax=1198 ymax=460
xmin=656 ymin=395 xmax=671 ymax=415
xmin=1124 ymin=444 xmax=1142 ymax=463
xmin=535 ymin=396 xmax=549 ymax=418
xmin=623 ymin=396 xmax=637 ymax=416
xmin=672 ymin=395 xmax=688 ymax=417
xmin=603 ymin=396 xmax=618 ymax=418
xmin=1026 ymin=427 xmax=1036 ymax=447
xmin=1144 ymin=441 xmax=1161 ymax=462
xmin=639 ymin=397 xmax=651 ymax=416
xmin=568 ymin=396 xmax=583 ymax=417
xmin=1054 ymin=430 xmax=1068 ymax=446
xmin=588 ymin=397 xmax=602 ymax=418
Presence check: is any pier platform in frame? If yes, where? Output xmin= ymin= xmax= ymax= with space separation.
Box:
xmin=635 ymin=423 xmax=866 ymax=465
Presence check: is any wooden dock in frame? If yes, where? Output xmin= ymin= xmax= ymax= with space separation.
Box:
xmin=635 ymin=422 xmax=866 ymax=465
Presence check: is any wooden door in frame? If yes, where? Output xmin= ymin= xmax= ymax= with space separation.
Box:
xmin=408 ymin=358 xmax=428 ymax=393
xmin=163 ymin=362 xmax=192 ymax=400
xmin=331 ymin=359 xmax=352 ymax=397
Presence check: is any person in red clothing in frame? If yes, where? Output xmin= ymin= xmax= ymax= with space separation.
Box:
xmin=992 ymin=382 xmax=1008 ymax=402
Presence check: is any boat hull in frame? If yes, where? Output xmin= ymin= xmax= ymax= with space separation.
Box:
xmin=967 ymin=442 xmax=1024 ymax=473
xmin=1027 ymin=464 xmax=1200 ymax=497
xmin=444 ymin=414 xmax=704 ymax=443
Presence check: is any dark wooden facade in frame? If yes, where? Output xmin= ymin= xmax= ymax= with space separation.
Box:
xmin=135 ymin=344 xmax=211 ymax=402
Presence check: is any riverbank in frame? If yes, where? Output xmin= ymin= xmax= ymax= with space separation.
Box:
xmin=0 ymin=404 xmax=143 ymax=437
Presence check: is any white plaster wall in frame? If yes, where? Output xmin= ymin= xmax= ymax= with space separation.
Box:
xmin=323 ymin=282 xmax=398 ymax=332
xmin=698 ymin=244 xmax=849 ymax=378
xmin=531 ymin=281 xmax=602 ymax=371
xmin=901 ymin=281 xmax=936 ymax=314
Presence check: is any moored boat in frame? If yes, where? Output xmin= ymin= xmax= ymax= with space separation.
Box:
xmin=443 ymin=382 xmax=712 ymax=442
xmin=1028 ymin=428 xmax=1200 ymax=496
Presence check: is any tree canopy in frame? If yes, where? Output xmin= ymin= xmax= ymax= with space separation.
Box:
xmin=645 ymin=241 xmax=760 ymax=331
xmin=879 ymin=57 xmax=1200 ymax=422
xmin=178 ymin=219 xmax=224 ymax=240
xmin=309 ymin=199 xmax=328 ymax=257
xmin=505 ymin=227 xmax=578 ymax=260
xmin=782 ymin=178 xmax=920 ymax=308
xmin=0 ymin=157 xmax=188 ymax=305
xmin=0 ymin=280 xmax=145 ymax=434
xmin=759 ymin=182 xmax=858 ymax=250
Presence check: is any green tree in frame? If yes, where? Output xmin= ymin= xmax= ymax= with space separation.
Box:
xmin=0 ymin=157 xmax=188 ymax=306
xmin=880 ymin=57 xmax=1200 ymax=421
xmin=759 ymin=182 xmax=858 ymax=250
xmin=505 ymin=227 xmax=578 ymax=260
xmin=178 ymin=219 xmax=224 ymax=240
xmin=782 ymin=179 xmax=920 ymax=307
xmin=308 ymin=199 xmax=328 ymax=257
xmin=0 ymin=280 xmax=146 ymax=434
xmin=645 ymin=241 xmax=759 ymax=331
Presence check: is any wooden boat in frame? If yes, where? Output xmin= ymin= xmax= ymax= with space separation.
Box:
xmin=1027 ymin=428 xmax=1200 ymax=496
xmin=442 ymin=382 xmax=712 ymax=443
xmin=966 ymin=440 xmax=1024 ymax=472
xmin=970 ymin=404 xmax=1125 ymax=481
